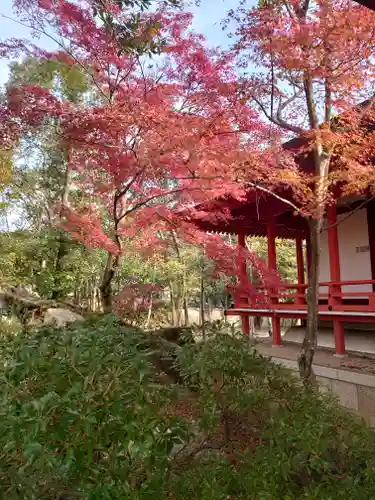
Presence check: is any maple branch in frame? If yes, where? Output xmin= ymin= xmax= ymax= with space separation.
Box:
xmin=170 ymin=229 xmax=182 ymax=260
xmin=323 ymin=39 xmax=333 ymax=125
xmin=113 ymin=169 xmax=145 ymax=223
xmin=294 ymin=0 xmax=310 ymax=18
xmin=109 ymin=67 xmax=121 ymax=101
xmin=303 ymin=75 xmax=319 ymax=131
xmin=246 ymin=181 xmax=302 ymax=214
xmin=249 ymin=91 xmax=306 ymax=135
xmin=276 ymin=89 xmax=304 ymax=131
xmin=282 ymin=1 xmax=295 ymax=19
xmin=123 ymin=187 xmax=200 ymax=219
xmin=0 ymin=14 xmax=110 ymax=104
xmin=324 ymin=78 xmax=332 ymax=125
xmin=137 ymin=56 xmax=148 ymax=100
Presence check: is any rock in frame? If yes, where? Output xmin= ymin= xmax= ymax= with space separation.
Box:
xmin=44 ymin=308 xmax=85 ymax=328
xmin=11 ymin=285 xmax=40 ymax=299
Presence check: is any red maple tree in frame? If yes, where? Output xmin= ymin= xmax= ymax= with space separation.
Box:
xmin=1 ymin=0 xmax=282 ymax=311
xmin=227 ymin=0 xmax=375 ymax=378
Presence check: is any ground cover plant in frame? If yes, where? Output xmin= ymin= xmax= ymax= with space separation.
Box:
xmin=1 ymin=316 xmax=375 ymax=499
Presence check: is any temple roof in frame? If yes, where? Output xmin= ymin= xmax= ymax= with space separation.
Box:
xmin=188 ymin=98 xmax=375 ymax=238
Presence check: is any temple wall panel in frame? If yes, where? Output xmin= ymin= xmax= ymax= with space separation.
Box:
xmin=319 ymin=208 xmax=372 ymax=293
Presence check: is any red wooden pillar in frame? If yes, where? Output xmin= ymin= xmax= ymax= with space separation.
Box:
xmin=267 ymin=218 xmax=281 ymax=346
xmin=327 ymin=203 xmax=345 ymax=356
xmin=238 ymin=232 xmax=250 ymax=335
xmin=296 ymin=235 xmax=305 ymax=304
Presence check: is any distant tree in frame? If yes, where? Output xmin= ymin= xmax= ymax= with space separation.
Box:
xmin=1 ymin=0 xmax=279 ymax=312
xmin=4 ymin=55 xmax=91 ymax=299
xmin=92 ymin=0 xmax=182 ymax=55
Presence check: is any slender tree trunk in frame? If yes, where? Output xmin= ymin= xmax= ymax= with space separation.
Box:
xmin=52 ymin=162 xmax=71 ymax=300
xmin=298 ymin=147 xmax=330 ymax=382
xmin=90 ymin=280 xmax=96 ymax=311
xmin=51 ymin=231 xmax=70 ymax=300
xmin=294 ymin=40 xmax=331 ymax=381
xmin=207 ymin=297 xmax=212 ymax=321
xmin=181 ymin=270 xmax=189 ymax=326
xmin=100 ymin=252 xmax=119 ymax=313
xmin=200 ymin=272 xmax=206 ymax=340
xmin=298 ymin=218 xmax=320 ymax=381
xmin=96 ymin=288 xmax=101 ymax=312
xmin=169 ymin=283 xmax=177 ymax=326
xmin=145 ymin=294 xmax=153 ymax=329
xmin=175 ymin=287 xmax=182 ymax=327
xmin=183 ymin=297 xmax=189 ymax=326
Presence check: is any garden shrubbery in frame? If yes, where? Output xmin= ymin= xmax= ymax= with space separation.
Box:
xmin=1 ymin=315 xmax=375 ymax=499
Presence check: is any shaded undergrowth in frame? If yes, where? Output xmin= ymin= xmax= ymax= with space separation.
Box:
xmin=1 ymin=315 xmax=375 ymax=499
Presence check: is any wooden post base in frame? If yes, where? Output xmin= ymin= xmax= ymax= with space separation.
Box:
xmin=272 ymin=316 xmax=282 ymax=346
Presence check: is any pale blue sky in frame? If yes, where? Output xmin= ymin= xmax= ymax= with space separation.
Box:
xmin=0 ymin=0 xmax=245 ymax=87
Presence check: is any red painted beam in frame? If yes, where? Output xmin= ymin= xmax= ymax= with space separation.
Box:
xmin=320 ymin=279 xmax=375 ymax=286
xmin=225 ymin=309 xmax=375 ymax=323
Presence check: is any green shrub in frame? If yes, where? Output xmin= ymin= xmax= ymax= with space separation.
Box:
xmin=0 ymin=315 xmax=22 ymax=338
xmin=0 ymin=315 xmax=193 ymax=499
xmin=175 ymin=328 xmax=375 ymax=499
xmin=1 ymin=316 xmax=375 ymax=499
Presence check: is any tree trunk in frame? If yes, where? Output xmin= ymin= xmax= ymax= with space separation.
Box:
xmin=175 ymin=289 xmax=182 ymax=327
xmin=169 ymin=283 xmax=177 ymax=326
xmin=51 ymin=231 xmax=70 ymax=300
xmin=96 ymin=288 xmax=102 ymax=312
xmin=183 ymin=297 xmax=189 ymax=326
xmin=298 ymin=144 xmax=329 ymax=382
xmin=200 ymin=272 xmax=206 ymax=340
xmin=207 ymin=297 xmax=212 ymax=321
xmin=100 ymin=252 xmax=119 ymax=313
xmin=298 ymin=218 xmax=320 ymax=382
xmin=145 ymin=295 xmax=153 ymax=329
xmin=52 ymin=161 xmax=72 ymax=300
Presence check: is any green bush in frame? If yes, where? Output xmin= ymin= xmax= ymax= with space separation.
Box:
xmin=0 ymin=315 xmax=193 ymax=499
xmin=175 ymin=329 xmax=375 ymax=499
xmin=1 ymin=316 xmax=375 ymax=499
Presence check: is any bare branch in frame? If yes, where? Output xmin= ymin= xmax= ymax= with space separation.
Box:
xmin=246 ymin=181 xmax=302 ymax=214
xmin=276 ymin=89 xmax=304 ymax=133
xmin=1 ymin=14 xmax=110 ymax=103
xmin=250 ymin=91 xmax=306 ymax=135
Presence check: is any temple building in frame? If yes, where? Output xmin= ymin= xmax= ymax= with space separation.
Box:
xmin=190 ymin=101 xmax=375 ymax=356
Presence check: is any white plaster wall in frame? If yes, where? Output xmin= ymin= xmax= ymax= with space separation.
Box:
xmin=319 ymin=208 xmax=372 ymax=293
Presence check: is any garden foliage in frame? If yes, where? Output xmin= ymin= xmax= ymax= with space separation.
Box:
xmin=0 ymin=316 xmax=375 ymax=499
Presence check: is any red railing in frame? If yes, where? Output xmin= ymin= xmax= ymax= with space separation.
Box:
xmin=236 ymin=280 xmax=375 ymax=313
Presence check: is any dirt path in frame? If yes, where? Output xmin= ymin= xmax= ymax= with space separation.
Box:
xmin=256 ymin=339 xmax=375 ymax=376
